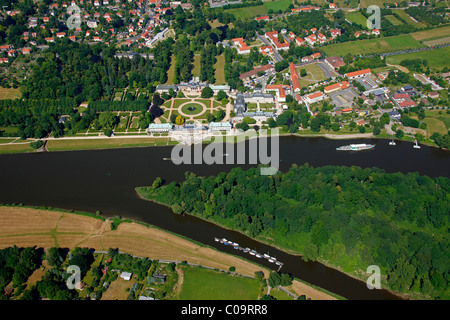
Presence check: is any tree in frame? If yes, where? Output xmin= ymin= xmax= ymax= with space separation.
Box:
xmin=201 ymin=86 xmax=214 ymax=98
xmin=311 ymin=221 xmax=328 ymax=248
xmin=268 ymin=118 xmax=277 ymax=128
xmin=46 ymin=248 xmax=62 ymax=268
xmin=99 ymin=111 xmax=116 ymax=129
xmin=300 ymin=69 xmax=307 ymax=77
xmin=216 ymin=90 xmax=227 ymax=101
xmin=395 ymin=129 xmax=404 ymax=139
xmin=175 ymin=115 xmax=185 ymax=126
xmin=302 ymin=244 xmax=319 ymax=262
xmin=152 ymin=177 xmax=163 ymax=189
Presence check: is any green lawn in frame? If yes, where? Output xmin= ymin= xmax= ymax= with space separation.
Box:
xmin=193 ymin=55 xmax=201 ymax=78
xmin=386 ymin=47 xmax=450 ymax=69
xmin=385 ymin=15 xmax=404 ymax=26
xmin=176 ymin=266 xmax=261 ymax=300
xmin=296 ymin=63 xmax=327 ymax=88
xmin=345 ymin=11 xmax=368 ymax=26
xmin=263 ymin=0 xmax=292 ymax=12
xmin=225 ymin=5 xmax=267 ymax=19
xmin=181 ymin=103 xmax=204 ymax=115
xmin=214 ymin=54 xmax=226 ymax=85
xmin=173 ymin=99 xmax=191 ymax=108
xmin=322 ymin=34 xmax=424 ymax=57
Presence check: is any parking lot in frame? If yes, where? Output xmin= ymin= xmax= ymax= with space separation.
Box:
xmin=329 ymin=88 xmax=359 ymax=109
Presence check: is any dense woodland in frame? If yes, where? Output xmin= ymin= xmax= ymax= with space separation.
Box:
xmin=139 ymin=165 xmax=450 ymax=299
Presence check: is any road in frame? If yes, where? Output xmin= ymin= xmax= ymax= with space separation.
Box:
xmin=256 ymin=32 xmax=283 ymax=63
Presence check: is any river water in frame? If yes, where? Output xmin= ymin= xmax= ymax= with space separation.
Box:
xmin=0 ymin=136 xmax=448 ymax=300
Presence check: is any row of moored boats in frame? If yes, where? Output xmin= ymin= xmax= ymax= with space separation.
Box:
xmin=214 ymin=237 xmax=283 ymax=266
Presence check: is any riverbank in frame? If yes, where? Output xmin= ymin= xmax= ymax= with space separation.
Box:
xmin=0 ymin=205 xmax=337 ymax=300
xmin=0 ymin=129 xmax=445 ymax=154
xmin=135 ymin=188 xmax=407 ymax=300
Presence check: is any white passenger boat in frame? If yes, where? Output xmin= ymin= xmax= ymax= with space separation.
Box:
xmin=336 ymin=143 xmax=375 ymax=151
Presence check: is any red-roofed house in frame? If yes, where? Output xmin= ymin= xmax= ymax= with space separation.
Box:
xmin=295 ymin=38 xmax=304 ymax=46
xmin=255 ymin=15 xmax=269 ymax=21
xmin=330 ymin=29 xmax=341 ymax=38
xmin=317 ymin=33 xmax=327 ymax=44
xmin=265 ymin=31 xmax=290 ymax=51
xmin=290 ymin=63 xmax=301 ymax=93
xmin=346 ymin=68 xmax=371 ymax=80
xmin=372 ymin=29 xmax=381 ymax=35
xmin=232 ymin=37 xmax=250 ymax=54
xmin=305 ymin=34 xmax=317 ymax=46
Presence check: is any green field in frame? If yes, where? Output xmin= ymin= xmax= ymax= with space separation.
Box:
xmin=386 ymin=46 xmax=450 ymax=68
xmin=225 ymin=5 xmax=267 ymax=19
xmin=345 ymin=11 xmax=368 ymax=26
xmin=411 ymin=25 xmax=450 ymax=41
xmin=296 ymin=63 xmax=327 ymax=88
xmin=176 ymin=266 xmax=261 ymax=300
xmin=193 ymin=55 xmax=201 ymax=78
xmin=263 ymin=0 xmax=292 ymax=12
xmin=322 ymin=34 xmax=424 ymax=57
xmin=385 ymin=15 xmax=403 ymax=26
xmin=395 ymin=10 xmax=428 ymax=29
xmin=214 ymin=54 xmax=226 ymax=85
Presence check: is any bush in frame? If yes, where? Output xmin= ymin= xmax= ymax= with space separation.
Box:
xmin=30 ymin=140 xmax=44 ymax=149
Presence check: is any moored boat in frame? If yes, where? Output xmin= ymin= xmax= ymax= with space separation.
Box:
xmin=336 ymin=143 xmax=375 ymax=151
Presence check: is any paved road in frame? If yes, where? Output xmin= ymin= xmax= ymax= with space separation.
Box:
xmin=256 ymin=32 xmax=283 ymax=63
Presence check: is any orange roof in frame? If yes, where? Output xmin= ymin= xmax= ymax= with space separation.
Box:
xmin=290 ymin=63 xmax=300 ymax=91
xmin=266 ymin=85 xmax=287 ymax=98
xmin=342 ymin=108 xmax=353 ymax=112
xmin=324 ymin=81 xmax=349 ymax=92
xmin=346 ymin=68 xmax=371 ymax=78
xmin=307 ymin=92 xmax=323 ymax=99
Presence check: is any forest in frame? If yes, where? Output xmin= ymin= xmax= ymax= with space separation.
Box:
xmin=138 ymin=164 xmax=449 ymax=299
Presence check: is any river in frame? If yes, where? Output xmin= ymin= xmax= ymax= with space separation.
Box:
xmin=0 ymin=136 xmax=448 ymax=300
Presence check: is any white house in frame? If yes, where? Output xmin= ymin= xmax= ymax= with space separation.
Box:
xmin=120 ymin=272 xmax=132 ymax=281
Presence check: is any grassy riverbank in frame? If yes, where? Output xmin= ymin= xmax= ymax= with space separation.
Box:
xmin=0 ymin=129 xmax=445 ymax=154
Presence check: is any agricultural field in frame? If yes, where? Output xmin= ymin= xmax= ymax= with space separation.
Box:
xmin=175 ymin=266 xmax=261 ymax=300
xmin=386 ymin=46 xmax=450 ymax=69
xmin=345 ymin=11 xmax=368 ymax=26
xmin=385 ymin=15 xmax=403 ymax=26
xmin=322 ymin=34 xmax=424 ymax=57
xmin=263 ymin=0 xmax=292 ymax=12
xmin=411 ymin=25 xmax=450 ymax=41
xmin=225 ymin=5 xmax=267 ymax=19
xmin=395 ymin=10 xmax=428 ymax=29
xmin=0 ymin=87 xmax=21 ymax=100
